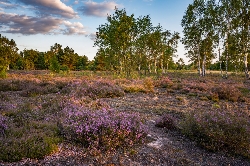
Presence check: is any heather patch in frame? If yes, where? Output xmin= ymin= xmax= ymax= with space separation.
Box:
xmin=211 ymin=84 xmax=242 ymax=102
xmin=180 ymin=80 xmax=210 ymax=96
xmin=0 ymin=94 xmax=63 ymax=162
xmin=60 ymin=102 xmax=148 ymax=155
xmin=86 ymin=79 xmax=125 ymax=99
xmin=120 ymin=78 xmax=154 ymax=93
xmin=65 ymin=79 xmax=125 ymax=99
xmin=155 ymin=114 xmax=176 ymax=130
xmin=176 ymin=79 xmax=244 ymax=102
xmin=1 ymin=71 xmax=250 ymax=165
xmin=180 ymin=108 xmax=250 ymax=158
xmin=0 ymin=120 xmax=61 ymax=162
xmin=155 ymin=76 xmax=174 ymax=88
xmin=0 ymin=79 xmax=23 ymax=91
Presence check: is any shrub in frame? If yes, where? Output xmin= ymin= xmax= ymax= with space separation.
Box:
xmin=123 ymin=84 xmax=147 ymax=93
xmin=68 ymin=79 xmax=125 ymax=99
xmin=0 ymin=61 xmax=7 ymax=78
xmin=0 ymin=122 xmax=61 ymax=162
xmin=180 ymin=108 xmax=250 ymax=159
xmin=49 ymin=56 xmax=60 ymax=73
xmin=0 ymin=79 xmax=22 ymax=92
xmin=155 ymin=114 xmax=176 ymax=130
xmin=155 ymin=76 xmax=173 ymax=88
xmin=118 ymin=78 xmax=154 ymax=93
xmin=143 ymin=77 xmax=155 ymax=92
xmin=61 ymin=104 xmax=147 ymax=155
xmin=86 ymin=79 xmax=125 ymax=99
xmin=212 ymin=84 xmax=241 ymax=102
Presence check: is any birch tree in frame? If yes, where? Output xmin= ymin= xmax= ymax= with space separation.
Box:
xmin=181 ymin=1 xmax=203 ymax=76
xmin=182 ymin=0 xmax=220 ymax=76
xmin=94 ymin=8 xmax=180 ymax=77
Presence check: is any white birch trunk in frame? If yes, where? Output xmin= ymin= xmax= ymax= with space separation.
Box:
xmin=154 ymin=59 xmax=157 ymax=74
xmin=202 ymin=54 xmax=206 ymax=77
xmin=244 ymin=53 xmax=249 ymax=79
xmin=197 ymin=45 xmax=201 ymax=76
xmin=219 ymin=47 xmax=223 ymax=76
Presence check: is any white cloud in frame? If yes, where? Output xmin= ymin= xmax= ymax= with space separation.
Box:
xmin=78 ymin=1 xmax=119 ymax=17
xmin=63 ymin=21 xmax=86 ymax=35
xmin=0 ymin=11 xmax=63 ymax=35
xmin=17 ymin=0 xmax=78 ymax=18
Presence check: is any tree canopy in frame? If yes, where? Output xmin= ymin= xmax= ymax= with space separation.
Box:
xmin=182 ymin=0 xmax=250 ymax=78
xmin=94 ymin=8 xmax=180 ymax=77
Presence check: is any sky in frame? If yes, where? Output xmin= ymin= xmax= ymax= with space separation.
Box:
xmin=0 ymin=0 xmax=193 ymax=63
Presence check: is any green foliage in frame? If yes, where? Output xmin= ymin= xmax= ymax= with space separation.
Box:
xmin=94 ymin=8 xmax=180 ymax=77
xmin=22 ymin=49 xmax=40 ymax=70
xmin=49 ymin=56 xmax=60 ymax=73
xmin=182 ymin=0 xmax=250 ymax=78
xmin=76 ymin=55 xmax=89 ymax=70
xmin=0 ymin=34 xmax=19 ymax=75
xmin=180 ymin=108 xmax=250 ymax=159
xmin=0 ymin=65 xmax=7 ymax=78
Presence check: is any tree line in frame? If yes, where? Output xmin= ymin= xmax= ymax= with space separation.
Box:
xmin=0 ymin=35 xmax=89 ymax=77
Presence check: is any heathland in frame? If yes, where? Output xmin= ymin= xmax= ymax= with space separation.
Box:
xmin=0 ymin=70 xmax=250 ymax=165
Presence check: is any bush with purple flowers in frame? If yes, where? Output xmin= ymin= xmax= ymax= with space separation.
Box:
xmin=66 ymin=79 xmax=125 ymax=99
xmin=155 ymin=76 xmax=174 ymax=88
xmin=180 ymin=108 xmax=250 ymax=158
xmin=86 ymin=79 xmax=125 ymax=99
xmin=61 ymin=103 xmax=147 ymax=155
xmin=211 ymin=84 xmax=241 ymax=102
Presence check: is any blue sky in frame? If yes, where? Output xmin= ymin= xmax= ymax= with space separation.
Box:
xmin=0 ymin=0 xmax=193 ymax=63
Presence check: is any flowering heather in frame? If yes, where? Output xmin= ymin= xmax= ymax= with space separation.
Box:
xmin=61 ymin=103 xmax=147 ymax=154
xmin=65 ymin=79 xmax=125 ymax=99
xmin=86 ymin=79 xmax=125 ymax=98
xmin=180 ymin=108 xmax=250 ymax=158
xmin=180 ymin=80 xmax=209 ymax=95
xmin=155 ymin=76 xmax=173 ymax=88
xmin=211 ymin=84 xmax=241 ymax=102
